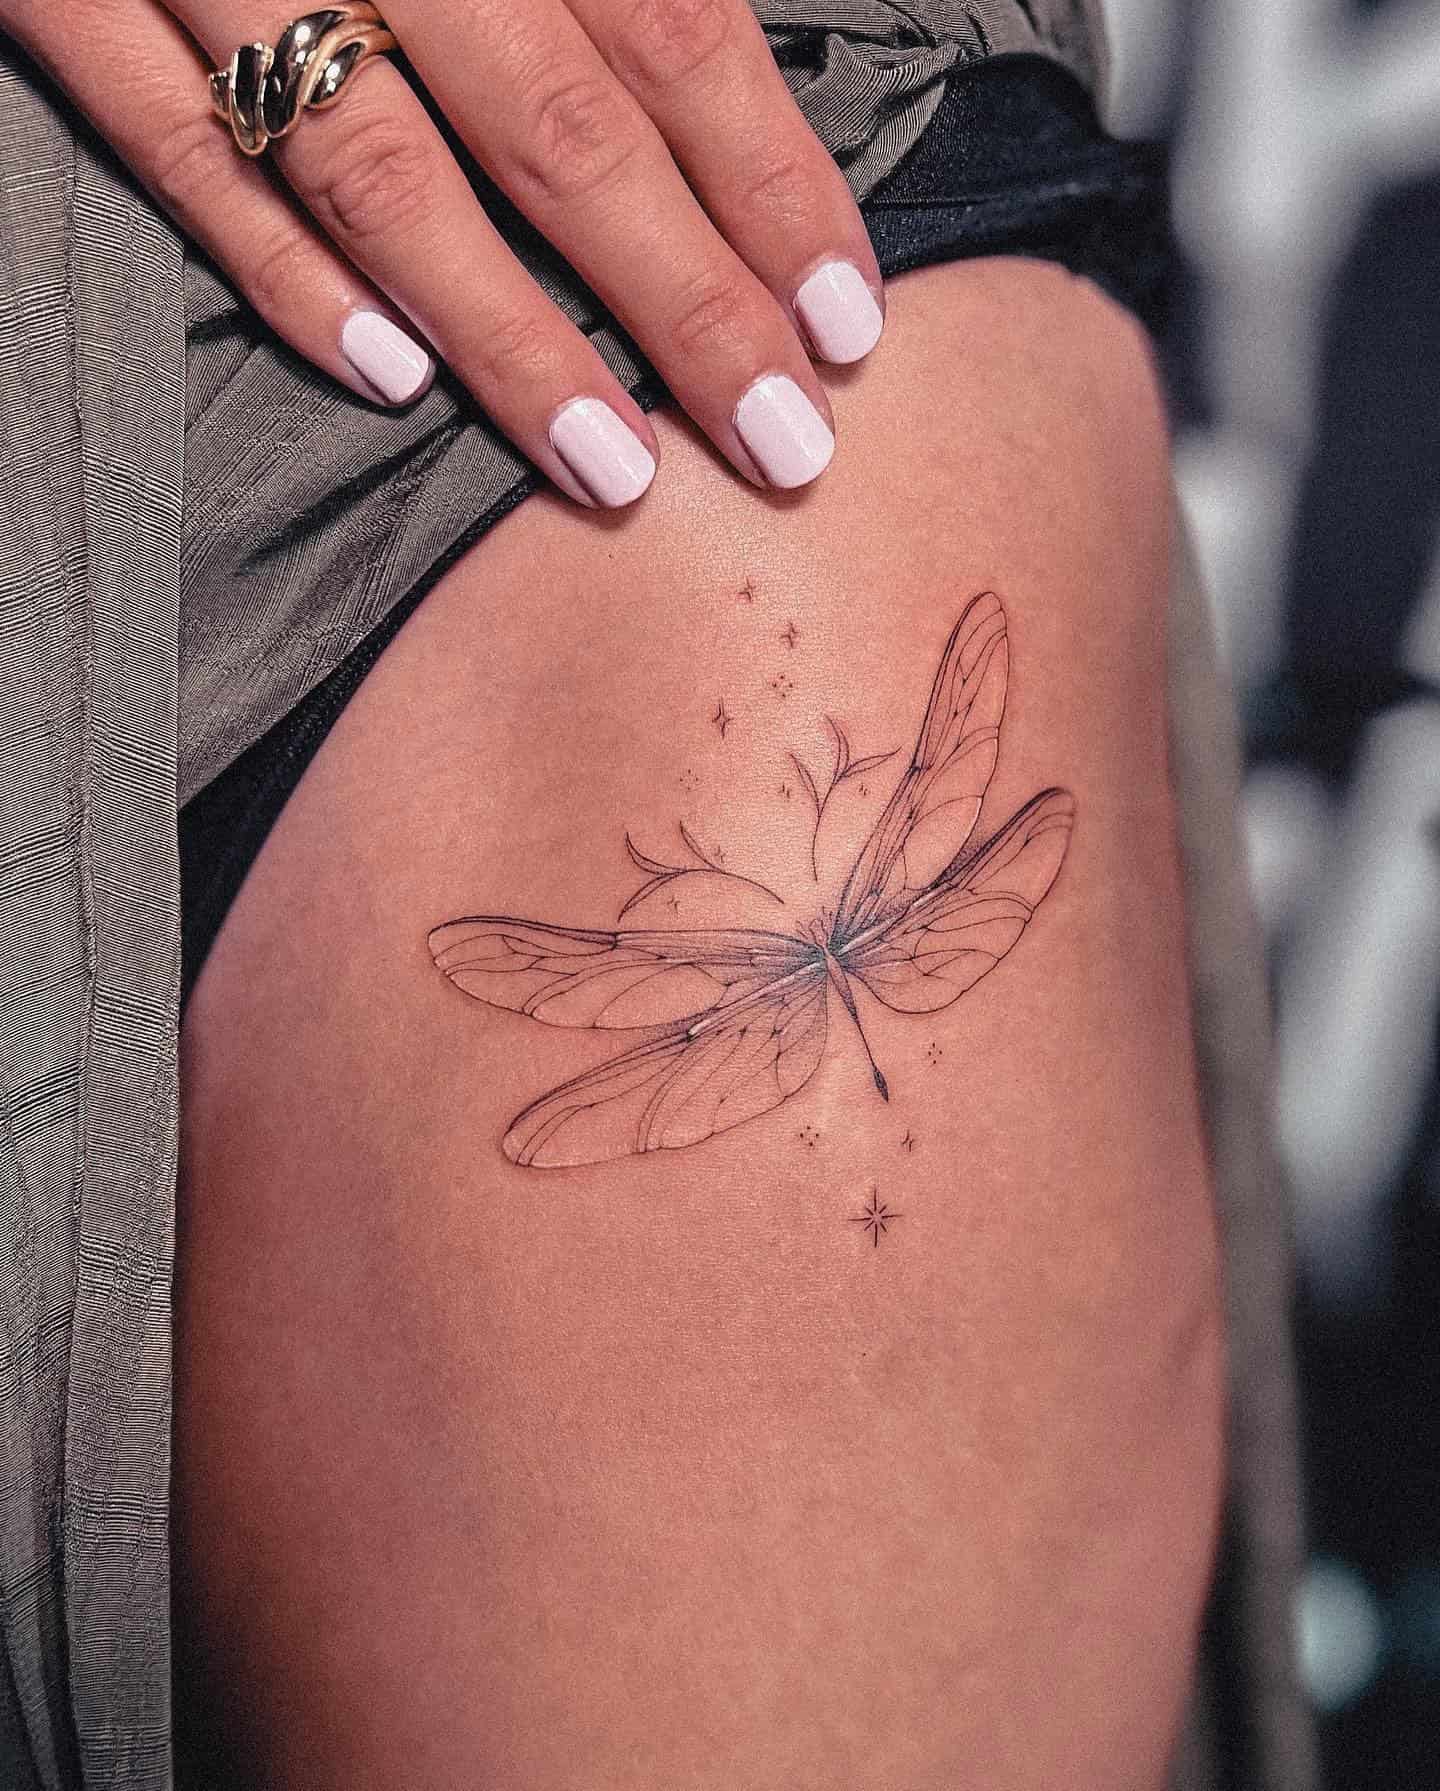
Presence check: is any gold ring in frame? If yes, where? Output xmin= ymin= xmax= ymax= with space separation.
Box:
xmin=209 ymin=4 xmax=397 ymax=157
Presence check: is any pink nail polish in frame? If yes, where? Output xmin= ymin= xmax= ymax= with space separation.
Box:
xmin=794 ymin=260 xmax=884 ymax=364
xmin=340 ymin=311 xmax=432 ymax=404
xmin=549 ymin=399 xmax=656 ymax=508
xmin=733 ymin=375 xmax=835 ymax=489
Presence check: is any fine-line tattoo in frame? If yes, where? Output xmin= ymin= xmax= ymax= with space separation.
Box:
xmin=429 ymin=592 xmax=1075 ymax=1169
xmin=791 ymin=717 xmax=898 ymax=880
xmin=618 ymin=825 xmax=784 ymax=923
xmin=851 ymin=1188 xmax=902 ymax=1247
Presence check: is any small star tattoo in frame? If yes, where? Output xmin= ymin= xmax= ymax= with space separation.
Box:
xmin=780 ymin=621 xmax=800 ymax=649
xmin=851 ymin=1188 xmax=902 ymax=1247
xmin=712 ymin=700 xmax=732 ymax=739
xmin=737 ymin=579 xmax=757 ymax=604
xmin=900 ymin=1131 xmax=916 ymax=1153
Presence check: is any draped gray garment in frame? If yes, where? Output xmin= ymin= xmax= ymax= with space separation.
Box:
xmin=0 ymin=2 xmax=1316 ymax=1786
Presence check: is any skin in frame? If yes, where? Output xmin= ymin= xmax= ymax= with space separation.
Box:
xmin=173 ymin=258 xmax=1227 ymax=1789
xmin=4 ymin=0 xmax=879 ymax=497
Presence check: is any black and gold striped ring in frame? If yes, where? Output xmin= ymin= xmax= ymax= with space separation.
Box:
xmin=209 ymin=4 xmax=397 ymax=157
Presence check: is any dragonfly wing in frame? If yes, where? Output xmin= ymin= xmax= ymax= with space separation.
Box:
xmin=836 ymin=592 xmax=1009 ymax=932
xmin=502 ymin=968 xmax=830 ymax=1167
xmin=429 ymin=916 xmax=812 ymax=1029
xmin=842 ymin=789 xmax=1074 ymax=1014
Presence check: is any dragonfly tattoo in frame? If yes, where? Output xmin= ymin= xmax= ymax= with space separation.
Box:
xmin=429 ymin=592 xmax=1074 ymax=1168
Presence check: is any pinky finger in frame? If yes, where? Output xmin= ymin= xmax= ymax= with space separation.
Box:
xmin=13 ymin=0 xmax=434 ymax=408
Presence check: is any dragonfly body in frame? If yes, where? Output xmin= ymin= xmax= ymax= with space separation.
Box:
xmin=820 ymin=946 xmax=890 ymax=1102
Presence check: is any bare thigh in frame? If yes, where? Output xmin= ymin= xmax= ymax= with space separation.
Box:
xmin=174 ymin=259 xmax=1226 ymax=1791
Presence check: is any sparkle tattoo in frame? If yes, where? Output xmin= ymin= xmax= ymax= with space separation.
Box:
xmin=429 ymin=593 xmax=1074 ymax=1168
xmin=851 ymin=1188 xmax=901 ymax=1247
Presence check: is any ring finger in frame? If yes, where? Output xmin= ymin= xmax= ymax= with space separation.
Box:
xmin=8 ymin=0 xmax=437 ymax=411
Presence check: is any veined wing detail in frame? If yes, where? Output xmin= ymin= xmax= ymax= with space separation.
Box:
xmin=429 ymin=594 xmax=1075 ymax=1169
xmin=502 ymin=965 xmax=830 ymax=1167
xmin=840 ymin=789 xmax=1075 ymax=1014
xmin=835 ymin=591 xmax=1009 ymax=935
xmin=428 ymin=916 xmax=814 ymax=1031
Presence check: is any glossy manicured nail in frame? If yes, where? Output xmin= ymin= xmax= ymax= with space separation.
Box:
xmin=733 ymin=374 xmax=835 ymax=489
xmin=549 ymin=398 xmax=656 ymax=508
xmin=794 ymin=260 xmax=884 ymax=364
xmin=340 ymin=311 xmax=432 ymax=404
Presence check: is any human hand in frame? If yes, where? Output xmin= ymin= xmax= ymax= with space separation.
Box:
xmin=7 ymin=1 xmax=887 ymax=504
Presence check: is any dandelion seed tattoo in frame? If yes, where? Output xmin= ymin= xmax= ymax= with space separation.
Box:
xmin=429 ymin=593 xmax=1074 ymax=1168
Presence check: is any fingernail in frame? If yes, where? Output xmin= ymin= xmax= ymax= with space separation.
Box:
xmin=733 ymin=374 xmax=835 ymax=489
xmin=548 ymin=398 xmax=656 ymax=508
xmin=794 ymin=260 xmax=884 ymax=364
xmin=340 ymin=311 xmax=432 ymax=404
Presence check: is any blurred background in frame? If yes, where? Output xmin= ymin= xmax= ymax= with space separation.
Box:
xmin=1103 ymin=2 xmax=1440 ymax=1782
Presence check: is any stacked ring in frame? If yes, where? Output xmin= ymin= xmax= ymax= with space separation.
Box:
xmin=210 ymin=3 xmax=397 ymax=156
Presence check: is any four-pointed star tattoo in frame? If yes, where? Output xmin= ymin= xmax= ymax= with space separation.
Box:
xmin=428 ymin=592 xmax=1074 ymax=1168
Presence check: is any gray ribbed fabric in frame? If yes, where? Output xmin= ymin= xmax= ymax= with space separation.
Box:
xmin=0 ymin=5 xmax=1313 ymax=1787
